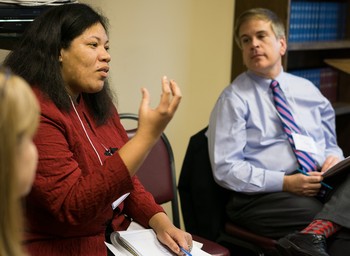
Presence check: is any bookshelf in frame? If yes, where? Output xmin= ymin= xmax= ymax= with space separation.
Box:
xmin=0 ymin=4 xmax=51 ymax=50
xmin=0 ymin=35 xmax=20 ymax=50
xmin=231 ymin=0 xmax=350 ymax=156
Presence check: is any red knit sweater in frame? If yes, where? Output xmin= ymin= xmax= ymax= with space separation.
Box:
xmin=24 ymin=88 xmax=163 ymax=256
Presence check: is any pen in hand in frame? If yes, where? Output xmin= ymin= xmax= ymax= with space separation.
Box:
xmin=180 ymin=246 xmax=192 ymax=256
xmin=296 ymin=168 xmax=333 ymax=190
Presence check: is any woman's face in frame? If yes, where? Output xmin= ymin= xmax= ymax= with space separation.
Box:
xmin=60 ymin=22 xmax=111 ymax=98
xmin=17 ymin=136 xmax=38 ymax=196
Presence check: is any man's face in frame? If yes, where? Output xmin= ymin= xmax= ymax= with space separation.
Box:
xmin=238 ymin=18 xmax=287 ymax=78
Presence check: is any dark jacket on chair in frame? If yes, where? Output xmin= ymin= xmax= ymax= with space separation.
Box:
xmin=178 ymin=126 xmax=229 ymax=241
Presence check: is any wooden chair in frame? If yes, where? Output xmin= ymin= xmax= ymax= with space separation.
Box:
xmin=178 ymin=126 xmax=278 ymax=256
xmin=120 ymin=113 xmax=230 ymax=256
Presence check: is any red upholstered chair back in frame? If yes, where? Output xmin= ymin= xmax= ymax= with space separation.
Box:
xmin=120 ymin=114 xmax=231 ymax=256
xmin=119 ymin=113 xmax=180 ymax=228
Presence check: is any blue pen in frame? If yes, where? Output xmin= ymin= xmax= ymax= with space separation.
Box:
xmin=296 ymin=168 xmax=333 ymax=190
xmin=180 ymin=246 xmax=192 ymax=256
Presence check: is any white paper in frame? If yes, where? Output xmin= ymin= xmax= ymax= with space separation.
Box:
xmin=111 ymin=192 xmax=130 ymax=210
xmin=105 ymin=224 xmax=211 ymax=256
xmin=292 ymin=133 xmax=318 ymax=154
xmin=105 ymin=241 xmax=133 ymax=256
xmin=118 ymin=229 xmax=175 ymax=256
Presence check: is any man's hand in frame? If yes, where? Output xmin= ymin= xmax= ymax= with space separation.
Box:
xmin=321 ymin=155 xmax=341 ymax=173
xmin=283 ymin=172 xmax=323 ymax=196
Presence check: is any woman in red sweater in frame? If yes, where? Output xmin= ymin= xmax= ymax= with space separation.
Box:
xmin=4 ymin=3 xmax=191 ymax=256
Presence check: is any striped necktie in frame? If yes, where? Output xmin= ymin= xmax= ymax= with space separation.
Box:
xmin=270 ymin=80 xmax=317 ymax=172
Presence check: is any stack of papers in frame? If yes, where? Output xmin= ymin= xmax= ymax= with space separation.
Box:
xmin=105 ymin=225 xmax=211 ymax=256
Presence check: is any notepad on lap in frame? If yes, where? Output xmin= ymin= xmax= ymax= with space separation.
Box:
xmin=322 ymin=156 xmax=350 ymax=178
xmin=106 ymin=228 xmax=211 ymax=256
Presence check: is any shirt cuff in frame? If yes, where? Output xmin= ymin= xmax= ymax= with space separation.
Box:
xmin=264 ymin=170 xmax=285 ymax=192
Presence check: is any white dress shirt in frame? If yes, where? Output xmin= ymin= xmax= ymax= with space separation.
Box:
xmin=208 ymin=69 xmax=343 ymax=194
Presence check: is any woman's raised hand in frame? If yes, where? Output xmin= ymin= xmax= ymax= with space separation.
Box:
xmin=137 ymin=76 xmax=182 ymax=141
xmin=119 ymin=76 xmax=181 ymax=176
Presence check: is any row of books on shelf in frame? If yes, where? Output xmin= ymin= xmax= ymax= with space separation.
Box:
xmin=289 ymin=1 xmax=347 ymax=42
xmin=290 ymin=67 xmax=338 ymax=103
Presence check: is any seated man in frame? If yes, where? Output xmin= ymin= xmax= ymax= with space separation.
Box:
xmin=208 ymin=7 xmax=350 ymax=256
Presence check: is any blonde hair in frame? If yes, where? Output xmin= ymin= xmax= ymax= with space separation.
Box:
xmin=234 ymin=8 xmax=286 ymax=49
xmin=0 ymin=68 xmax=40 ymax=256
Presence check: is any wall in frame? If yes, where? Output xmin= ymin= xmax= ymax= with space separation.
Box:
xmin=80 ymin=1 xmax=234 ymax=227
xmin=1 ymin=0 xmax=235 ymax=229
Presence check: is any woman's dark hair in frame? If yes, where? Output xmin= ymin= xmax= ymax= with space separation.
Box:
xmin=4 ymin=3 xmax=114 ymax=125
